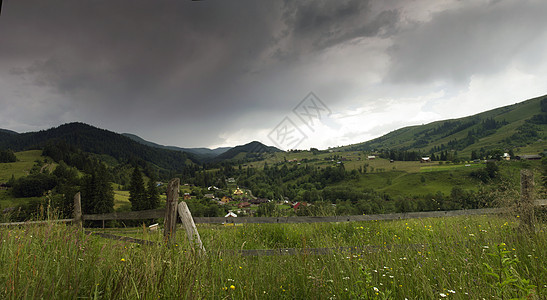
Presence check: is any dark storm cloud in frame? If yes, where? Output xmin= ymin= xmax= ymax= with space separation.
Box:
xmin=386 ymin=0 xmax=547 ymax=85
xmin=2 ymin=0 xmax=546 ymax=148
xmin=1 ymin=1 xmax=281 ymax=119
xmin=278 ymin=0 xmax=399 ymax=56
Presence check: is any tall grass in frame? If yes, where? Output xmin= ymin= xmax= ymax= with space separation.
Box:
xmin=1 ymin=214 xmax=545 ymax=299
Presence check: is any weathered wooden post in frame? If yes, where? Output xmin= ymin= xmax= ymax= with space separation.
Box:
xmin=178 ymin=201 xmax=206 ymax=255
xmin=164 ymin=178 xmax=180 ymax=244
xmin=73 ymin=192 xmax=82 ymax=228
xmin=518 ymin=169 xmax=535 ymax=231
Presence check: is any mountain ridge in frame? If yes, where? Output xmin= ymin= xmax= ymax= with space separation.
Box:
xmin=342 ymin=94 xmax=546 ymax=156
xmin=0 ymin=122 xmax=283 ymax=166
xmin=121 ymin=133 xmax=231 ymax=159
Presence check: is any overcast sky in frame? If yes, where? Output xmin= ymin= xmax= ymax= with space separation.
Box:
xmin=1 ymin=0 xmax=546 ymax=150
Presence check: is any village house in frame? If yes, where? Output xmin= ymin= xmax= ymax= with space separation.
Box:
xmin=233 ymin=187 xmax=244 ymax=196
xmin=148 ymin=223 xmax=159 ymax=232
xmin=293 ymin=202 xmax=307 ymax=212
xmin=183 ymin=193 xmax=191 ymax=200
xmin=221 ymin=196 xmax=232 ymax=204
xmin=225 ymin=211 xmax=237 ymax=218
xmin=238 ymin=202 xmax=251 ymax=209
xmin=367 ymin=155 xmax=376 ymax=160
xmin=250 ymin=198 xmax=268 ymax=205
xmin=420 ymin=157 xmax=431 ymax=163
xmin=516 ymin=154 xmax=542 ymax=160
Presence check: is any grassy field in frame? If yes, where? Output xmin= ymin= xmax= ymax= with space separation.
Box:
xmin=0 ymin=150 xmax=44 ymax=182
xmin=0 ymin=151 xmax=58 ymax=211
xmin=1 ymin=213 xmax=545 ymax=299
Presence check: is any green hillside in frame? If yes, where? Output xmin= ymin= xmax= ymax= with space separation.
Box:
xmin=0 ymin=122 xmax=197 ymax=173
xmin=344 ymin=95 xmax=546 ymax=158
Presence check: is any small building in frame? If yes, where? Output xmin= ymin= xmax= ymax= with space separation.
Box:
xmin=250 ymin=198 xmax=269 ymax=205
xmin=148 ymin=223 xmax=159 ymax=232
xmin=183 ymin=193 xmax=191 ymax=200
xmin=221 ymin=196 xmax=232 ymax=204
xmin=502 ymin=153 xmax=511 ymax=161
xmin=225 ymin=212 xmax=237 ymax=218
xmin=293 ymin=202 xmax=307 ymax=211
xmin=420 ymin=157 xmax=431 ymax=163
xmin=367 ymin=155 xmax=376 ymax=160
xmin=516 ymin=154 xmax=542 ymax=160
xmin=233 ymin=187 xmax=244 ymax=196
xmin=238 ymin=202 xmax=251 ymax=209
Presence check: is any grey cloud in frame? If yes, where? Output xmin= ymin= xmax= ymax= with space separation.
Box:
xmin=386 ymin=0 xmax=547 ymax=85
xmin=0 ymin=1 xmax=286 ymax=129
xmin=280 ymin=0 xmax=399 ymax=54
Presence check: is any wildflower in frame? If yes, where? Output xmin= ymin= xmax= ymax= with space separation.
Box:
xmin=448 ymin=290 xmax=456 ymax=294
xmin=120 ymin=258 xmax=126 ymax=262
xmin=373 ymin=287 xmax=379 ymax=292
xmin=230 ymin=285 xmax=235 ymax=290
xmin=440 ymin=293 xmax=447 ymax=297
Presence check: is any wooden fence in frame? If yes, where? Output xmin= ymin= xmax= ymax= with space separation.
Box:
xmin=1 ymin=170 xmax=544 ymax=254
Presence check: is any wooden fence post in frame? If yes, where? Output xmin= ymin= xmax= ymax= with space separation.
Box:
xmin=73 ymin=192 xmax=82 ymax=228
xmin=178 ymin=201 xmax=206 ymax=255
xmin=164 ymin=178 xmax=180 ymax=244
xmin=518 ymin=169 xmax=535 ymax=231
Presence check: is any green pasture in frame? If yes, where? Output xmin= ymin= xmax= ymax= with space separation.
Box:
xmin=334 ymin=167 xmax=481 ymax=197
xmin=419 ymin=162 xmax=482 ymax=172
xmin=0 ymin=150 xmax=43 ymax=182
xmin=1 ymin=213 xmax=544 ymax=299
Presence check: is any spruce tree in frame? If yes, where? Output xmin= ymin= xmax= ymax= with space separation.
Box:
xmin=81 ymin=164 xmax=114 ymax=214
xmin=129 ymin=166 xmax=146 ymax=211
xmin=146 ymin=174 xmax=160 ymax=210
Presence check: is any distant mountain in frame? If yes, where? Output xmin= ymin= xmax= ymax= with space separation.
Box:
xmin=0 ymin=122 xmax=197 ymax=172
xmin=212 ymin=141 xmax=282 ymax=162
xmin=344 ymin=95 xmax=547 ymax=156
xmin=122 ymin=133 xmax=230 ymax=159
xmin=0 ymin=129 xmax=18 ymax=135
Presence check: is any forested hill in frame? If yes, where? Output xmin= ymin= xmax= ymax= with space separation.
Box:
xmin=345 ymin=95 xmax=546 ymax=156
xmin=211 ymin=141 xmax=282 ymax=162
xmin=0 ymin=129 xmax=18 ymax=135
xmin=0 ymin=122 xmax=197 ymax=172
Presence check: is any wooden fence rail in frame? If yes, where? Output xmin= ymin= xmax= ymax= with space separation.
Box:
xmin=2 ymin=199 xmax=545 ymax=227
xmin=85 ymin=199 xmax=544 ymax=224
xmin=82 ymin=208 xmax=164 ymax=221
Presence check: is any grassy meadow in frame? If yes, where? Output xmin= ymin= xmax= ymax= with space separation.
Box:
xmin=0 ymin=150 xmax=44 ymax=182
xmin=1 ymin=213 xmax=545 ymax=299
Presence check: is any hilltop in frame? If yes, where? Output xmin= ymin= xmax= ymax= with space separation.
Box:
xmin=343 ymin=95 xmax=546 ymax=157
xmin=0 ymin=123 xmax=282 ymax=169
xmin=0 ymin=122 xmax=196 ymax=173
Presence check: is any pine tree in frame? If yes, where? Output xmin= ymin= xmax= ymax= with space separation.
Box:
xmin=81 ymin=164 xmax=114 ymax=214
xmin=146 ymin=173 xmax=160 ymax=210
xmin=129 ymin=166 xmax=146 ymax=211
